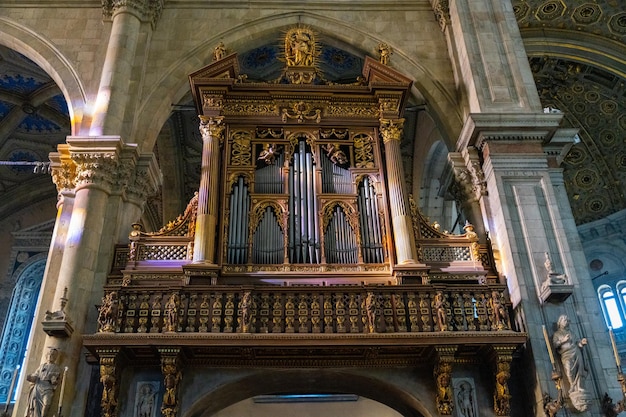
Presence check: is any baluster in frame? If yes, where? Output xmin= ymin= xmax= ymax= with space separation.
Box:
xmin=259 ymin=293 xmax=270 ymax=333
xmin=335 ymin=293 xmax=346 ymax=333
xmin=298 ymin=293 xmax=309 ymax=333
xmin=311 ymin=294 xmax=321 ymax=333
xmin=124 ymin=294 xmax=137 ymax=333
xmin=138 ymin=293 xmax=150 ymax=333
xmin=452 ymin=292 xmax=464 ymax=331
xmin=211 ymin=293 xmax=222 ymax=333
xmin=407 ymin=293 xmax=419 ymax=332
xmin=285 ymin=294 xmax=296 ymax=333
xmin=395 ymin=293 xmax=407 ymax=332
xmin=383 ymin=293 xmax=394 ymax=332
xmin=419 ymin=293 xmax=432 ymax=332
xmin=348 ymin=293 xmax=359 ymax=333
xmin=223 ymin=293 xmax=235 ymax=332
xmin=272 ymin=293 xmax=283 ymax=333
xmin=150 ymin=294 xmax=162 ymax=333
xmin=323 ymin=294 xmax=334 ymax=333
xmin=186 ymin=293 xmax=197 ymax=332
xmin=476 ymin=292 xmax=489 ymax=331
xmin=463 ymin=292 xmax=477 ymax=331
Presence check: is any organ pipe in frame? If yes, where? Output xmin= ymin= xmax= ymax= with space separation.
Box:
xmin=358 ymin=178 xmax=384 ymax=263
xmin=227 ymin=177 xmax=250 ymax=264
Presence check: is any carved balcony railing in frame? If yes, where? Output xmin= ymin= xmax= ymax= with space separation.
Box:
xmin=95 ymin=286 xmax=513 ymax=335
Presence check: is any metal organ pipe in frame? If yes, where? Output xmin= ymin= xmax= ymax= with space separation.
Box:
xmin=227 ymin=177 xmax=249 ymax=264
xmin=358 ymin=178 xmax=383 ymax=263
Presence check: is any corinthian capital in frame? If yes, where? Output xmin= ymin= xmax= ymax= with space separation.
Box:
xmin=199 ymin=116 xmax=225 ymax=145
xmin=71 ymin=152 xmax=119 ymax=192
xmin=102 ymin=0 xmax=164 ymax=28
xmin=379 ymin=118 xmax=405 ymax=143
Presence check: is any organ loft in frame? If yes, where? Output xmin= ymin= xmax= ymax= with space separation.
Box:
xmin=80 ymin=26 xmax=527 ymax=417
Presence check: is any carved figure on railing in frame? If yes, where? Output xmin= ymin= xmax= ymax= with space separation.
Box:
xmin=434 ymin=291 xmax=448 ymax=331
xmin=552 ymin=314 xmax=589 ymax=411
xmin=25 ymin=348 xmax=61 ymax=417
xmin=240 ymin=291 xmax=252 ymax=333
xmin=164 ymin=294 xmax=179 ymax=333
xmin=490 ymin=291 xmax=509 ymax=330
xmin=365 ymin=292 xmax=377 ymax=333
xmin=98 ymin=291 xmax=118 ymax=333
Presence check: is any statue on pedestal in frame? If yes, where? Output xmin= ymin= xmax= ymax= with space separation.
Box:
xmin=25 ymin=348 xmax=61 ymax=417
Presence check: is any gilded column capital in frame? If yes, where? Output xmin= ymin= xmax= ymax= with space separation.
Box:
xmin=430 ymin=0 xmax=450 ymax=32
xmin=199 ymin=116 xmax=225 ymax=145
xmin=102 ymin=0 xmax=163 ymax=28
xmin=379 ymin=118 xmax=405 ymax=143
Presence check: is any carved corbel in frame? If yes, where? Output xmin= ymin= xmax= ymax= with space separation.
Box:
xmin=42 ymin=287 xmax=74 ymax=338
xmin=493 ymin=346 xmax=515 ymax=416
xmin=97 ymin=348 xmax=122 ymax=417
xmin=434 ymin=346 xmax=456 ymax=415
xmin=159 ymin=348 xmax=184 ymax=417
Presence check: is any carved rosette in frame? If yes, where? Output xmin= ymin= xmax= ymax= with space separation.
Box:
xmin=199 ymin=116 xmax=226 ymax=146
xmin=160 ymin=348 xmax=183 ymax=417
xmin=102 ymin=0 xmax=164 ymax=28
xmin=71 ymin=152 xmax=119 ymax=192
xmin=379 ymin=118 xmax=404 ymax=143
xmin=97 ymin=348 xmax=121 ymax=417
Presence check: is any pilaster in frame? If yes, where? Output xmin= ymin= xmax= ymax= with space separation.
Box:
xmin=437 ymin=0 xmax=541 ymax=113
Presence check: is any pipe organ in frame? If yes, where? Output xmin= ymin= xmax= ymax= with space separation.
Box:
xmin=223 ymin=127 xmax=386 ymax=268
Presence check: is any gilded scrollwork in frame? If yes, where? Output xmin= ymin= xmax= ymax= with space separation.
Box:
xmin=230 ymin=131 xmax=252 ymax=166
xmin=353 ymin=133 xmax=376 ymax=168
xmin=493 ymin=349 xmax=513 ymax=416
xmin=326 ymin=104 xmax=379 ymax=118
xmin=223 ymin=100 xmax=278 ymax=116
xmin=281 ymin=101 xmax=322 ymax=124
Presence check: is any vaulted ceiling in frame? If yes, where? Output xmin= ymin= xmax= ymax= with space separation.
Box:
xmin=0 ymin=1 xmax=623 ymax=228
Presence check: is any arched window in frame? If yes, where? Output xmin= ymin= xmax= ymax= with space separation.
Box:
xmin=0 ymin=256 xmax=46 ymax=403
xmin=598 ymin=285 xmax=624 ymax=329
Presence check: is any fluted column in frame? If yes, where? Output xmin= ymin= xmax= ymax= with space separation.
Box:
xmin=192 ymin=116 xmax=225 ymax=263
xmin=380 ymin=118 xmax=416 ymax=264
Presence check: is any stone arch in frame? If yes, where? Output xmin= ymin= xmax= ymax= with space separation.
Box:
xmin=133 ymin=11 xmax=461 ymax=154
xmin=183 ymin=368 xmax=434 ymax=417
xmin=522 ymin=28 xmax=626 ymax=79
xmin=0 ymin=17 xmax=86 ymax=135
xmin=0 ymin=253 xmax=47 ymax=403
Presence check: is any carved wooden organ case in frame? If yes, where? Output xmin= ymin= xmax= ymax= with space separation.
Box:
xmin=188 ymin=51 xmax=413 ymax=284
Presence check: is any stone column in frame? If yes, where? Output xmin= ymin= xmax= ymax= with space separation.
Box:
xmin=380 ymin=118 xmax=416 ymax=264
xmin=91 ymin=0 xmax=163 ymax=136
xmin=192 ymin=116 xmax=225 ymax=264
xmin=14 ymin=137 xmax=132 ymax=417
xmin=16 ymin=147 xmax=77 ymax=406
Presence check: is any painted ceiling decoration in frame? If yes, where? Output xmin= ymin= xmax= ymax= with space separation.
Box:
xmin=0 ymin=2 xmax=624 ymax=227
